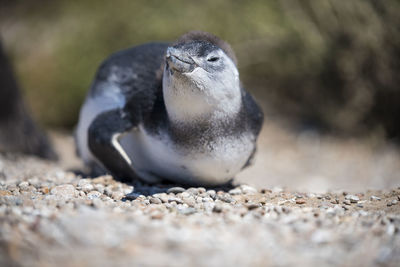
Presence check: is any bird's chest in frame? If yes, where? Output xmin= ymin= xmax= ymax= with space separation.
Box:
xmin=120 ymin=125 xmax=254 ymax=185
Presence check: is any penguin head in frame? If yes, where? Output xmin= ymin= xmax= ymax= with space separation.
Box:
xmin=163 ymin=31 xmax=242 ymax=123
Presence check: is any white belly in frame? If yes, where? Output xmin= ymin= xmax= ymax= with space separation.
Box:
xmin=75 ymin=83 xmax=125 ymax=166
xmin=120 ymin=125 xmax=255 ymax=186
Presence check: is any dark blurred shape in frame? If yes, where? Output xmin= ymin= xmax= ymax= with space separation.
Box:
xmin=0 ymin=40 xmax=57 ymax=159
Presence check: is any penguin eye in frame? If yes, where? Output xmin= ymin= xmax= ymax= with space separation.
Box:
xmin=207 ymin=57 xmax=219 ymax=62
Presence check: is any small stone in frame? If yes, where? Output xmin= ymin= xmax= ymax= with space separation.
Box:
xmin=260 ymin=188 xmax=271 ymax=194
xmin=198 ymin=187 xmax=206 ymax=194
xmin=202 ymin=197 xmax=213 ymax=203
xmin=153 ymin=193 xmax=169 ymax=203
xmin=87 ymin=191 xmax=102 ymax=200
xmin=206 ymin=190 xmax=216 ymax=199
xmin=40 ymin=186 xmax=50 ymax=194
xmin=213 ymin=204 xmax=223 ymax=213
xmin=179 ymin=207 xmax=196 ymax=215
xmin=50 ymin=184 xmax=75 ymax=199
xmin=296 ymin=199 xmax=306 ymax=205
xmin=343 ymin=200 xmax=351 ymax=205
xmin=369 ymin=196 xmax=381 ymax=201
xmin=111 ymin=191 xmax=124 ymax=200
xmin=183 ymin=197 xmax=196 ymax=207
xmin=123 ymin=186 xmax=133 ymax=195
xmin=18 ymin=181 xmax=30 ymax=191
xmin=258 ymin=197 xmax=267 ymax=205
xmin=77 ymin=179 xmax=90 ymax=187
xmin=94 ymin=184 xmax=105 ymax=194
xmin=356 ymin=203 xmax=364 ymax=208
xmin=246 ymin=203 xmax=259 ymax=210
xmin=218 ymin=194 xmax=234 ymax=203
xmin=186 ymin=188 xmax=199 ymax=195
xmin=168 ymin=197 xmax=183 ymax=204
xmin=82 ymin=183 xmax=94 ymax=193
xmin=241 ymin=185 xmax=257 ymax=194
xmin=180 ymin=192 xmax=190 ymax=198
xmin=150 ymin=197 xmax=162 ymax=204
xmin=167 ymin=187 xmax=186 ymax=194
xmin=228 ymin=188 xmax=242 ymax=195
xmin=345 ymin=195 xmax=360 ymax=203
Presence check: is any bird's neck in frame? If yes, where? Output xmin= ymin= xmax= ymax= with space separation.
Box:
xmin=163 ymin=90 xmax=242 ymax=127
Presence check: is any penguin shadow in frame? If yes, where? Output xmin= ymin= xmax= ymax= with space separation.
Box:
xmin=69 ymin=168 xmax=236 ymax=201
xmin=121 ymin=179 xmax=237 ymax=201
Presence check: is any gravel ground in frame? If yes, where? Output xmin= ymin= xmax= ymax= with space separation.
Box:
xmin=1 ymin=125 xmax=400 ymax=267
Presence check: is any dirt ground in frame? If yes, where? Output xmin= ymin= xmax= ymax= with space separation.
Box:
xmin=0 ymin=121 xmax=399 ymax=267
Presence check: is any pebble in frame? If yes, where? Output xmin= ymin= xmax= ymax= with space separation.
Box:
xmin=343 ymin=200 xmax=351 ymax=205
xmin=18 ymin=181 xmax=30 ymax=191
xmin=246 ymin=203 xmax=260 ymax=210
xmin=94 ymin=184 xmax=105 ymax=194
xmin=213 ymin=204 xmax=223 ymax=213
xmin=155 ymin=194 xmax=169 ymax=203
xmin=180 ymin=192 xmax=190 ymax=198
xmin=296 ymin=199 xmax=306 ymax=205
xmin=186 ymin=188 xmax=199 ymax=195
xmin=229 ymin=188 xmax=242 ymax=195
xmin=183 ymin=197 xmax=196 ymax=207
xmin=87 ymin=191 xmax=102 ymax=200
xmin=150 ymin=197 xmax=162 ymax=204
xmin=387 ymin=200 xmax=398 ymax=207
xmin=50 ymin=184 xmax=76 ymax=199
xmin=167 ymin=187 xmax=186 ymax=194
xmin=345 ymin=195 xmax=360 ymax=203
xmin=206 ymin=190 xmax=216 ymax=199
xmin=168 ymin=197 xmax=183 ymax=204
xmin=218 ymin=194 xmax=234 ymax=203
xmin=330 ymin=199 xmax=339 ymax=204
xmin=241 ymin=185 xmax=257 ymax=194
xmin=82 ymin=183 xmax=94 ymax=193
xmin=40 ymin=187 xmax=50 ymax=194
xmin=198 ymin=187 xmax=206 ymax=194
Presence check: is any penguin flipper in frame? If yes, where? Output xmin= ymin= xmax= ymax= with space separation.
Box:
xmin=88 ymin=108 xmax=138 ymax=182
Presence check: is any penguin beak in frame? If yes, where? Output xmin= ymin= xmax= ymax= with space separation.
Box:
xmin=166 ymin=47 xmax=198 ymax=74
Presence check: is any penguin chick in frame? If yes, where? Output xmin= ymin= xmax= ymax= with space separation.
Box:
xmin=75 ymin=31 xmax=263 ymax=186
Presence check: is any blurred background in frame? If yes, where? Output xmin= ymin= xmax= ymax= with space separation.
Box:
xmin=1 ymin=0 xmax=399 ymax=191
